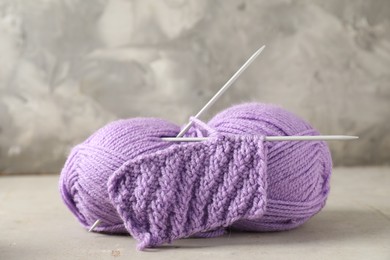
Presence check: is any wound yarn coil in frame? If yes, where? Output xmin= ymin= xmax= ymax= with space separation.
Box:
xmin=59 ymin=103 xmax=332 ymax=250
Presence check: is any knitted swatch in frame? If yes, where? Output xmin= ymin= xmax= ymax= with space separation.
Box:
xmin=108 ymin=135 xmax=267 ymax=249
xmin=60 ymin=103 xmax=332 ymax=250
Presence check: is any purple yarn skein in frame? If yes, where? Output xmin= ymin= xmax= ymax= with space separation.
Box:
xmin=59 ymin=103 xmax=332 ymax=249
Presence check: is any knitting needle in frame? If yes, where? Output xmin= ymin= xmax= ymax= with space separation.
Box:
xmin=88 ymin=219 xmax=101 ymax=232
xmin=89 ymin=136 xmax=357 ymax=233
xmin=162 ymin=135 xmax=359 ymax=142
xmin=176 ymin=45 xmax=266 ymax=137
xmin=88 ymin=46 xmax=266 ymax=233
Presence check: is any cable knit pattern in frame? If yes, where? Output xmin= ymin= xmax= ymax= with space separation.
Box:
xmin=108 ymin=135 xmax=267 ymax=249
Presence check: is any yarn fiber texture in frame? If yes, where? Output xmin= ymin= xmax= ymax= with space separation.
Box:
xmin=59 ymin=103 xmax=332 ymax=250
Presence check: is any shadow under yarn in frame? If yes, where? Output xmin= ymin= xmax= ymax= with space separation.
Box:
xmin=148 ymin=208 xmax=389 ymax=250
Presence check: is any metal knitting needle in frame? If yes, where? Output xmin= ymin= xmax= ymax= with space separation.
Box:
xmin=162 ymin=135 xmax=359 ymax=142
xmin=88 ymin=219 xmax=101 ymax=232
xmin=176 ymin=45 xmax=266 ymax=137
xmin=88 ymin=47 xmax=266 ymax=233
xmin=89 ymin=135 xmax=357 ymax=232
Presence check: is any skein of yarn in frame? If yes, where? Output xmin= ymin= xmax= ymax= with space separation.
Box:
xmin=59 ymin=103 xmax=332 ymax=250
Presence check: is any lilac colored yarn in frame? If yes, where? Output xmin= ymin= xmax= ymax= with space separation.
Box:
xmin=59 ymin=103 xmax=332 ymax=250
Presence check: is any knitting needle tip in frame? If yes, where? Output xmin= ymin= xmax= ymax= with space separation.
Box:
xmin=176 ymin=45 xmax=266 ymax=137
xmin=88 ymin=219 xmax=101 ymax=232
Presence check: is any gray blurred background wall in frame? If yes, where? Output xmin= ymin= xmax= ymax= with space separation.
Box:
xmin=0 ymin=0 xmax=389 ymax=174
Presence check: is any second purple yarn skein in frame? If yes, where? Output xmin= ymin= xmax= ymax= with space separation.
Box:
xmin=60 ymin=103 xmax=332 ymax=248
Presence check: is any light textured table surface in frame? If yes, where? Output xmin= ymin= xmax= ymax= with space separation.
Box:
xmin=1 ymin=167 xmax=389 ymax=260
